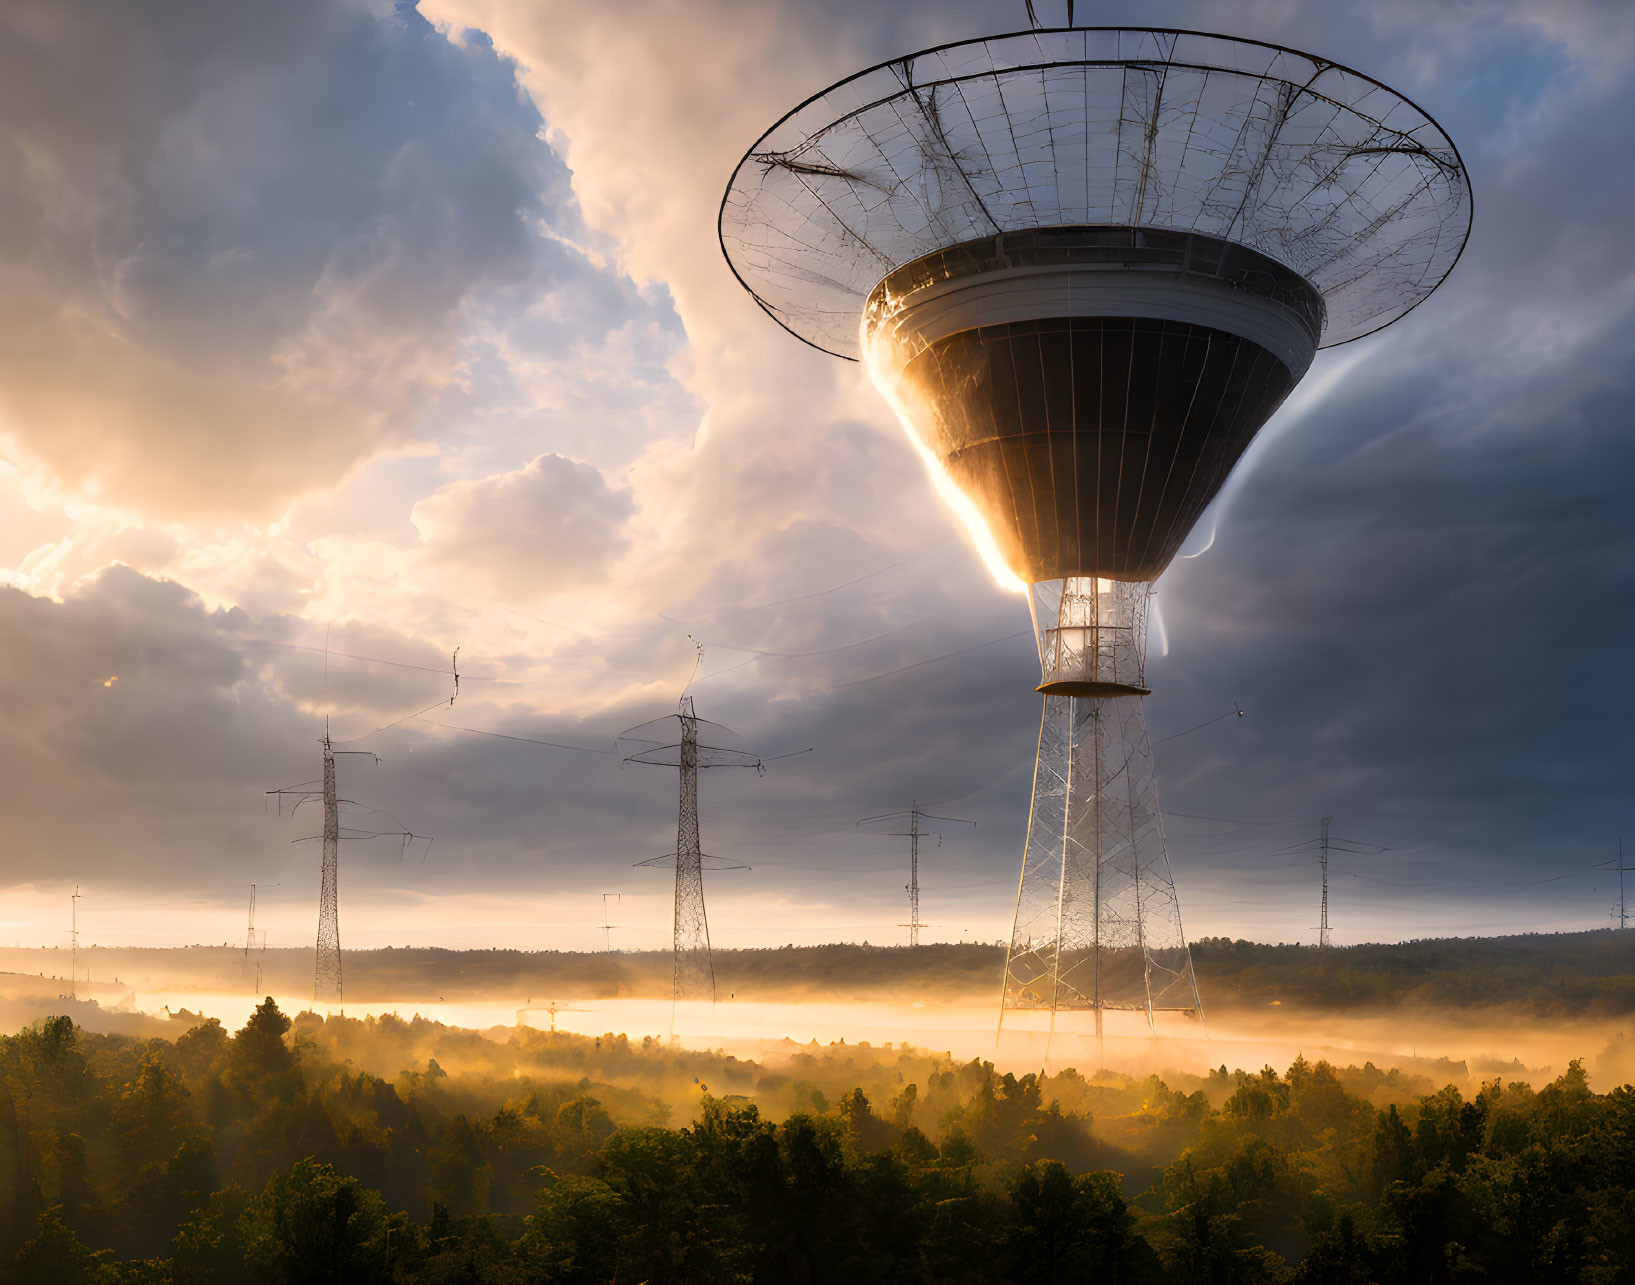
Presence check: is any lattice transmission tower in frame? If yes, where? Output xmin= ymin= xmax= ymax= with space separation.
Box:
xmin=69 ymin=885 xmax=81 ymax=1001
xmin=858 ymin=801 xmax=974 ymax=946
xmin=268 ymin=723 xmax=427 ymax=1008
xmin=1595 ymin=838 xmax=1632 ymax=930
xmin=1275 ymin=819 xmax=1386 ymax=949
xmin=1319 ymin=817 xmax=1332 ymax=949
xmin=242 ymin=882 xmax=277 ymax=995
xmin=622 ymin=695 xmax=766 ymax=1010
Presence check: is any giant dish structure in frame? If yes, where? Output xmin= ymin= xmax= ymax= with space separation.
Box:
xmin=720 ymin=28 xmax=1470 ymax=1038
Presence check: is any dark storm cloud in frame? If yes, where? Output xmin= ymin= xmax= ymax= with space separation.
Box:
xmin=1 ymin=0 xmax=1631 ymax=949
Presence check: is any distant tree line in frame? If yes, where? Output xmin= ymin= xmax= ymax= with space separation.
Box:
xmin=0 ymin=1003 xmax=1631 ymax=1281
xmin=34 ymin=928 xmax=1635 ymax=1015
xmin=1190 ymin=931 xmax=1635 ymax=1015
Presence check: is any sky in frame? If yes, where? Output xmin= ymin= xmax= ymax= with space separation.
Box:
xmin=0 ymin=0 xmax=1630 ymax=955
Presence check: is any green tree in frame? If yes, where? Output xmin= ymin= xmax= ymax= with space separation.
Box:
xmin=241 ymin=1159 xmax=387 ymax=1284
xmin=523 ymin=1175 xmax=624 ymax=1284
xmin=110 ymin=1060 xmax=195 ymax=1183
xmin=228 ymin=1000 xmax=293 ymax=1083
xmin=9 ymin=1208 xmax=117 ymax=1285
xmin=170 ymin=1185 xmax=250 ymax=1285
xmin=1007 ymin=1160 xmax=1148 ymax=1281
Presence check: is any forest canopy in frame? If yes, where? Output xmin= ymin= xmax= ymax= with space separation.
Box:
xmin=0 ymin=1002 xmax=1631 ymax=1282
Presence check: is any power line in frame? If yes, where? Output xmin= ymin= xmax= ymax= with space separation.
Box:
xmin=1154 ymin=703 xmax=1245 ymax=744
xmin=415 ymin=718 xmax=620 ymax=757
xmin=243 ymin=638 xmax=497 ymax=680
xmin=838 ymin=629 xmax=1032 ymax=688
xmin=697 ymin=621 xmax=921 ymax=662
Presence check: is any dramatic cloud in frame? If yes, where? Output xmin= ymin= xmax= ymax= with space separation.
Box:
xmin=413 ymin=453 xmax=633 ymax=602
xmin=0 ymin=0 xmax=564 ymax=517
xmin=0 ymin=0 xmax=1629 ymax=952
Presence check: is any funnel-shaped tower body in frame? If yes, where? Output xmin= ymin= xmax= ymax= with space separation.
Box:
xmin=862 ymin=228 xmax=1322 ymax=584
xmin=720 ymin=27 xmax=1470 ymax=1039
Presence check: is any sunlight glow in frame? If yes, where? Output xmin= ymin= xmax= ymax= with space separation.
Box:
xmin=860 ymin=331 xmax=1028 ymax=596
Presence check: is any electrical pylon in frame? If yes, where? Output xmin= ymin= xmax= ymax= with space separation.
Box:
xmin=243 ymin=884 xmax=259 ymax=981
xmin=1594 ymin=838 xmax=1632 ymax=930
xmin=69 ymin=885 xmax=81 ymax=1000
xmin=858 ymin=801 xmax=974 ymax=946
xmin=242 ymin=882 xmax=277 ymax=993
xmin=623 ymin=695 xmax=764 ymax=1011
xmin=1276 ymin=818 xmax=1387 ymax=949
xmin=1318 ymin=817 xmax=1332 ymax=949
xmin=267 ymin=723 xmax=426 ymax=1009
xmin=315 ymin=736 xmax=342 ymax=1002
xmin=600 ymin=893 xmax=622 ymax=951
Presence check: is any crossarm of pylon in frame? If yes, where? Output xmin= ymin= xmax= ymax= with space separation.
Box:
xmin=634 ymin=852 xmax=750 ymax=871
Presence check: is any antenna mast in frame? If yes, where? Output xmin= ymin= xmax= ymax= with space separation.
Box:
xmin=858 ymin=801 xmax=975 ymax=946
xmin=600 ymin=892 xmax=622 ymax=951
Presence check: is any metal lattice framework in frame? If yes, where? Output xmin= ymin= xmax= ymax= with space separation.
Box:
xmin=729 ymin=26 xmax=1471 ymax=354
xmin=266 ymin=728 xmax=428 ymax=1011
xmin=625 ymin=697 xmax=760 ymax=1015
xmin=315 ymin=737 xmax=342 ymax=1004
xmin=721 ymin=27 xmax=1469 ymax=358
xmin=1004 ymin=581 xmax=1198 ymax=1030
xmin=858 ymin=801 xmax=975 ymax=946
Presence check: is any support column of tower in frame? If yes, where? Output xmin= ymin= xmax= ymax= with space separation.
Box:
xmin=671 ymin=698 xmax=713 ymax=1003
xmin=999 ymin=579 xmax=1201 ymax=1050
xmin=315 ymin=732 xmax=342 ymax=1006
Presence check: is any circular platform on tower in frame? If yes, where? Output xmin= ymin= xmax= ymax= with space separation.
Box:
xmin=720 ymin=27 xmax=1471 ymax=360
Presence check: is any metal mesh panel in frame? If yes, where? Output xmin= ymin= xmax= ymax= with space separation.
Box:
xmin=1031 ymin=577 xmax=1149 ymax=692
xmin=721 ymin=27 xmax=1470 ymax=357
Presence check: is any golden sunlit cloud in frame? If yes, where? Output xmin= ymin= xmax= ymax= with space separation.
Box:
xmin=102 ymin=675 xmax=119 ymax=688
